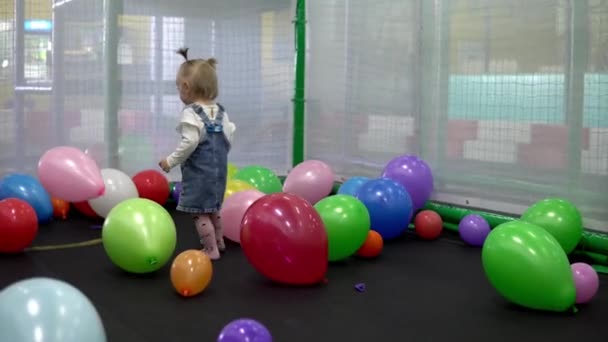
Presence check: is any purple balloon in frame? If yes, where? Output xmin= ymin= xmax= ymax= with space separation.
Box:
xmin=458 ymin=214 xmax=490 ymax=246
xmin=172 ymin=182 xmax=182 ymax=202
xmin=571 ymin=262 xmax=599 ymax=304
xmin=381 ymin=155 xmax=433 ymax=210
xmin=217 ymin=319 xmax=272 ymax=342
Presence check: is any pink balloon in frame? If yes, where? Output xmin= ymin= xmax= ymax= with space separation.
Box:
xmin=220 ymin=189 xmax=265 ymax=243
xmin=283 ymin=160 xmax=335 ymax=205
xmin=38 ymin=146 xmax=105 ymax=203
xmin=571 ymin=262 xmax=600 ymax=304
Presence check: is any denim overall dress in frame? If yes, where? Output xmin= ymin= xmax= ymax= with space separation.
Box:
xmin=176 ymin=103 xmax=230 ymax=214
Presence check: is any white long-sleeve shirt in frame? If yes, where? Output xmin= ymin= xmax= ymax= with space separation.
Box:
xmin=165 ymin=104 xmax=236 ymax=169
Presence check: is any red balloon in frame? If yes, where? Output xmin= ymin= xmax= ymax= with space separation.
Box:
xmin=414 ymin=210 xmax=443 ymax=240
xmin=73 ymin=200 xmax=99 ymax=218
xmin=132 ymin=169 xmax=170 ymax=206
xmin=0 ymin=198 xmax=38 ymax=253
xmin=240 ymin=193 xmax=328 ymax=285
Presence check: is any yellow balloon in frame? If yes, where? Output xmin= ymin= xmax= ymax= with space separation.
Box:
xmin=227 ymin=163 xmax=238 ymax=179
xmin=224 ymin=179 xmax=255 ymax=199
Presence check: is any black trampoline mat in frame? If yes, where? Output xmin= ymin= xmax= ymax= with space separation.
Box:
xmin=1 ymin=209 xmax=606 ymax=342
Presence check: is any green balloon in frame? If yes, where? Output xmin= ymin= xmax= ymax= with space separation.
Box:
xmin=314 ymin=195 xmax=370 ymax=262
xmin=482 ymin=220 xmax=575 ymax=312
xmin=102 ymin=198 xmax=177 ymax=273
xmin=233 ymin=165 xmax=282 ymax=194
xmin=521 ymin=198 xmax=583 ymax=254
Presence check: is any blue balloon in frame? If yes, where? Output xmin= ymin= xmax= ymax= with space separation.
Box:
xmin=355 ymin=177 xmax=413 ymax=240
xmin=337 ymin=176 xmax=370 ymax=196
xmin=0 ymin=277 xmax=107 ymax=342
xmin=0 ymin=173 xmax=53 ymax=223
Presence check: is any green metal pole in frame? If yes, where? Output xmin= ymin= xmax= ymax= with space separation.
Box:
xmin=292 ymin=0 xmax=306 ymax=166
xmin=103 ymin=0 xmax=122 ymax=169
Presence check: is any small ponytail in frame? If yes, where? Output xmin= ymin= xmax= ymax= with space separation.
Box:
xmin=206 ymin=58 xmax=218 ymax=69
xmin=177 ymin=47 xmax=189 ymax=61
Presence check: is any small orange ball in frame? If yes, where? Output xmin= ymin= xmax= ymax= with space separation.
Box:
xmin=51 ymin=198 xmax=70 ymax=220
xmin=356 ymin=230 xmax=383 ymax=258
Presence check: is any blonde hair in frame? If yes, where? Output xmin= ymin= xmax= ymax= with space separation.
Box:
xmin=177 ymin=47 xmax=219 ymax=100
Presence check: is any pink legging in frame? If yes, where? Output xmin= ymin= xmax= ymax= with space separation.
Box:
xmin=193 ymin=213 xmax=225 ymax=253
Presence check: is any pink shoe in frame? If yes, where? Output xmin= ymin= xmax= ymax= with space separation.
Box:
xmin=217 ymin=236 xmax=226 ymax=252
xmin=202 ymin=246 xmax=220 ymax=260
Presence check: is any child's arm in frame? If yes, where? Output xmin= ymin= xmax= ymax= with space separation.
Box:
xmin=222 ymin=112 xmax=236 ymax=145
xmin=159 ymin=108 xmax=202 ymax=172
xmin=165 ymin=123 xmax=199 ymax=169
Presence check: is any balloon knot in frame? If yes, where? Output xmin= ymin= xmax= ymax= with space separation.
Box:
xmin=571 ymin=305 xmax=579 ymax=314
xmin=181 ymin=289 xmax=190 ymax=296
xmin=148 ymin=257 xmax=158 ymax=265
xmin=354 ymin=283 xmax=366 ymax=292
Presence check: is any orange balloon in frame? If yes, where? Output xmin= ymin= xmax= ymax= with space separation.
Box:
xmin=356 ymin=230 xmax=383 ymax=258
xmin=51 ymin=198 xmax=70 ymax=220
xmin=170 ymin=249 xmax=213 ymax=297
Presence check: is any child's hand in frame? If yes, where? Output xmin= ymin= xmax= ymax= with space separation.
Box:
xmin=159 ymin=159 xmax=171 ymax=173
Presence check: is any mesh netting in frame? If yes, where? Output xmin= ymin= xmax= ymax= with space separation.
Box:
xmin=0 ymin=0 xmax=606 ymax=230
xmin=306 ymin=0 xmax=420 ymax=173
xmin=306 ymin=0 xmax=608 ymax=230
xmin=0 ymin=0 xmax=294 ymax=180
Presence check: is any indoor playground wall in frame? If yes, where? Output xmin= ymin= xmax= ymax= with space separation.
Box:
xmin=0 ymin=0 xmax=607 ymax=232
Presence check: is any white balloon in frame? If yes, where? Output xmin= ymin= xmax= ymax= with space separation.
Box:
xmin=88 ymin=168 xmax=139 ymax=218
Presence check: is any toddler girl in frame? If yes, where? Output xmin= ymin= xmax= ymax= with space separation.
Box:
xmin=159 ymin=47 xmax=236 ymax=260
